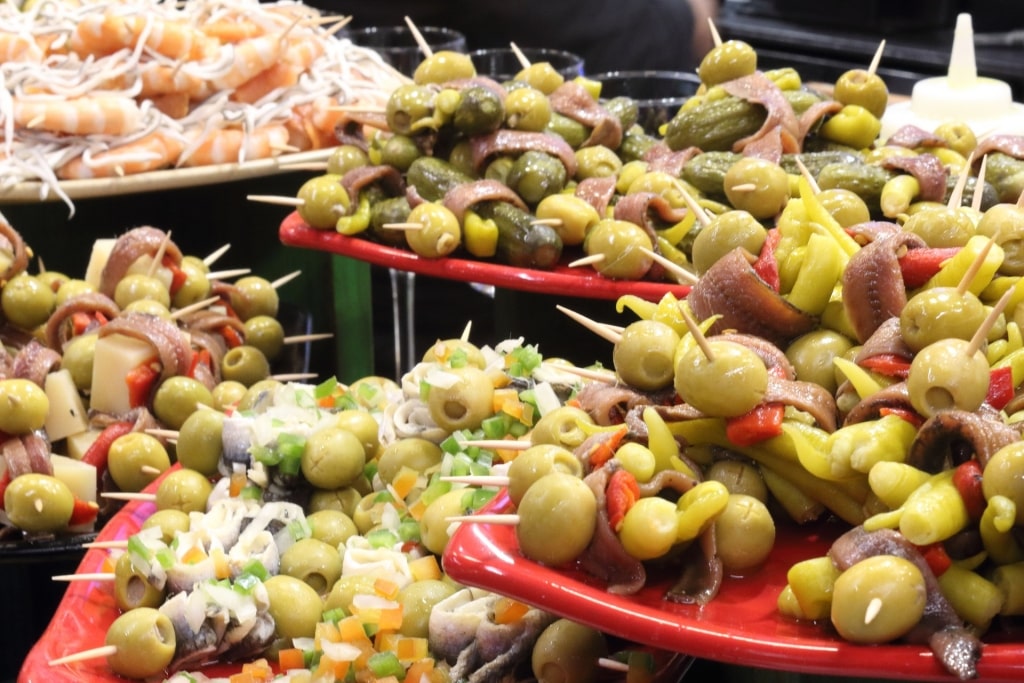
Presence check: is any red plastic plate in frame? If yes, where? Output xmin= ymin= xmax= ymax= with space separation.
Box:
xmin=278 ymin=211 xmax=691 ymax=303
xmin=443 ymin=489 xmax=1024 ymax=681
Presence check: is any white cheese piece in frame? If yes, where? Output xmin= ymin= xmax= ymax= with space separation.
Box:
xmin=84 ymin=238 xmax=116 ymax=290
xmin=43 ymin=369 xmax=88 ymax=441
xmin=50 ymin=454 xmax=97 ymax=504
xmin=66 ymin=429 xmax=102 ymax=460
xmin=90 ymin=333 xmax=157 ymax=415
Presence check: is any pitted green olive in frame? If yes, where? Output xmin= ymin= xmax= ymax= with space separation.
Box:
xmin=280 ymin=537 xmax=343 ymax=596
xmin=425 ymin=366 xmax=494 ymax=432
xmin=507 ymin=443 xmax=583 ymax=506
xmin=114 ymin=552 xmax=165 ymax=611
xmin=529 ymin=405 xmax=594 ymax=450
xmin=906 ymin=338 xmax=990 ymax=418
xmin=221 ymin=344 xmax=271 ymax=387
xmin=104 ymin=607 xmax=176 ymax=680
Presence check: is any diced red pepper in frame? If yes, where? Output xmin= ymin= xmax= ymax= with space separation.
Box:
xmin=918 ymin=542 xmax=953 ymax=577
xmin=878 ymin=406 xmax=925 ymax=428
xmin=71 ymin=311 xmax=93 ymax=337
xmin=752 ymin=228 xmax=782 ymax=292
xmin=187 ymin=349 xmax=212 ymax=379
xmin=606 ymin=469 xmax=641 ymax=532
xmin=859 ymin=353 xmax=912 ymax=379
xmin=898 ymin=247 xmax=961 ymax=289
xmin=126 ymin=362 xmax=159 ymax=408
xmin=221 ymin=325 xmax=244 ymax=349
xmin=986 ymin=365 xmax=1015 ymax=412
xmin=586 ymin=425 xmax=628 ymax=469
xmin=164 ymin=256 xmax=188 ymax=295
xmin=81 ymin=421 xmax=134 ymax=484
xmin=0 ymin=470 xmax=10 ymax=510
xmin=68 ymin=498 xmax=100 ymax=526
xmin=725 ymin=402 xmax=785 ymax=447
xmin=952 ymin=459 xmax=985 ymax=521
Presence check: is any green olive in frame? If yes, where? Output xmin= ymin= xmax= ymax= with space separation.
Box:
xmin=724 ymin=158 xmax=790 ymax=219
xmin=785 ymin=329 xmax=855 ymax=394
xmin=613 ymin=319 xmax=682 ymax=391
xmin=221 ymin=344 xmax=271 ymax=387
xmin=306 ymin=508 xmax=358 ymax=548
xmin=516 ymin=472 xmax=597 ymax=566
xmin=508 ymin=150 xmax=568 ymax=205
xmin=714 ymin=494 xmax=775 ymax=572
xmin=907 ymin=338 xmax=990 ymax=418
xmin=175 ymin=409 xmax=223 ymax=477
xmin=107 ymin=432 xmax=171 ymax=492
xmin=326 ymin=144 xmax=369 ymax=175
xmin=331 ymin=409 xmax=380 ymax=459
xmin=817 ymin=188 xmax=871 ymax=228
xmin=380 ymin=134 xmax=422 ymax=172
xmin=151 ymin=375 xmax=214 ymax=429
xmin=351 ymin=491 xmax=390 ymax=535
xmin=413 ymin=50 xmax=476 ymax=85
xmin=419 ymin=488 xmax=473 ymax=555
xmin=619 ymin=495 xmax=678 ymax=560
xmin=140 ymin=508 xmax=191 ymax=544
xmin=514 ymin=62 xmax=564 ymax=95
xmin=37 ymin=270 xmax=69 ymax=293
xmin=425 ymin=366 xmax=495 ymax=432
xmin=171 ymin=259 xmax=210 ymax=309
xmin=280 ymin=537 xmax=343 ymax=596
xmin=706 ymin=460 xmax=768 ymax=502
xmin=422 ymin=338 xmax=487 ymax=368
xmin=264 ymin=574 xmax=324 ymax=640
xmin=114 ymin=552 xmax=165 ymax=611
xmin=3 ymin=473 xmax=74 ymax=532
xmin=626 ymin=170 xmax=688 ymax=208
xmin=529 ymin=405 xmax=594 ymax=450
xmin=484 ymin=156 xmax=515 ymax=184
xmin=698 ymin=40 xmax=757 ymax=86
xmin=206 ymin=381 xmax=244 ymax=413
xmin=386 ymin=83 xmax=436 ymax=135
xmin=531 ymin=618 xmax=608 ymax=683
xmin=237 ymin=379 xmax=282 ymax=413
xmin=507 ymin=444 xmax=583 ymax=507
xmin=302 ymin=426 xmax=366 ymax=489
xmin=976 ymin=203 xmax=1024 ymax=275
xmin=123 ymin=299 xmax=171 ymax=319
xmin=831 ymin=555 xmax=926 ymax=643
xmin=900 ymin=287 xmax=987 ymax=353
xmin=324 ymin=573 xmax=376 ymax=614
xmin=113 ymin=273 xmax=170 ymax=309
xmin=104 ymin=607 xmax=176 ymax=679
xmin=396 ymin=579 xmax=458 ymax=638
xmin=574 ymin=145 xmax=622 ymax=181
xmin=675 ymin=339 xmax=768 ymax=418
xmin=54 ymin=279 xmax=96 ymax=306
xmin=691 ymin=210 xmax=767 ymax=275
xmin=405 ymin=202 xmax=461 ymax=258
xmin=934 ymin=121 xmax=978 ymax=158
xmin=983 ymin=442 xmax=1024 ymax=524
xmin=2 ymin=274 xmax=55 ymax=330
xmin=376 ymin=437 xmax=444 ymax=486
xmin=229 ymin=276 xmax=279 ymax=321
xmin=155 ymin=467 xmax=212 ymax=513
xmin=534 ymin=194 xmax=600 ymax=247
xmin=902 ymin=206 xmax=975 ymax=248
xmin=833 ymin=68 xmax=888 ymax=118
xmin=309 ymin=486 xmax=364 ymax=518
xmin=296 ymin=174 xmax=349 ymax=230
xmin=0 ymin=378 xmax=49 ymax=434
xmin=614 ymin=441 xmax=657 ymax=482
xmin=583 ymin=218 xmax=654 ymax=280
xmin=504 ymin=87 xmax=552 ymax=131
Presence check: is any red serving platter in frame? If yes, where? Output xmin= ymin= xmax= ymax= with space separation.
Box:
xmin=443 ymin=489 xmax=1024 ymax=682
xmin=278 ymin=211 xmax=692 ymax=303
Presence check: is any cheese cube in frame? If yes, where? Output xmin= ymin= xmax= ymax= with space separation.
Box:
xmin=91 ymin=333 xmax=157 ymax=415
xmin=44 ymin=369 xmax=88 ymax=441
xmin=51 ymin=454 xmax=96 ymax=504
xmin=84 ymin=238 xmax=116 ymax=290
xmin=66 ymin=429 xmax=102 ymax=460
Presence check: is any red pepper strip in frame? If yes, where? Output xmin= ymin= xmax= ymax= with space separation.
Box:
xmin=221 ymin=325 xmax=244 ymax=349
xmin=81 ymin=421 xmax=134 ymax=484
xmin=987 ymin=365 xmax=1015 ymax=411
xmin=68 ymin=498 xmax=100 ymax=526
xmin=187 ymin=348 xmax=212 ymax=379
xmin=859 ymin=353 xmax=912 ymax=379
xmin=95 ymin=311 xmax=109 ymax=325
xmin=897 ymin=247 xmax=961 ymax=289
xmin=878 ymin=406 xmax=925 ymax=429
xmin=725 ymin=402 xmax=785 ymax=447
xmin=164 ymin=255 xmax=187 ymax=295
xmin=918 ymin=542 xmax=953 ymax=577
xmin=126 ymin=362 xmax=160 ymax=408
xmin=0 ymin=470 xmax=10 ymax=510
xmin=952 ymin=459 xmax=985 ymax=521
xmin=752 ymin=228 xmax=782 ymax=292
xmin=71 ymin=311 xmax=93 ymax=336
xmin=606 ymin=469 xmax=641 ymax=532
xmin=587 ymin=425 xmax=629 ymax=469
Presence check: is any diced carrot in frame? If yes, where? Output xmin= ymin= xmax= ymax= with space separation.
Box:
xmin=492 ymin=387 xmax=519 ymax=415
xmin=403 ymin=659 xmax=435 ymax=683
xmin=277 ymin=648 xmax=305 ymax=671
xmin=493 ymin=597 xmax=530 ymax=625
xmin=379 ymin=603 xmax=404 ymax=631
xmin=211 ymin=547 xmax=230 ymax=579
xmin=391 ymin=466 xmax=420 ymax=500
xmin=408 ymin=555 xmax=442 ymax=582
xmin=228 ymin=672 xmax=254 ymax=683
xmin=339 ymin=615 xmax=371 ymax=643
xmin=395 ymin=637 xmax=429 ymax=662
xmin=374 ymin=577 xmax=400 ymax=600
xmin=229 ymin=469 xmax=247 ymax=497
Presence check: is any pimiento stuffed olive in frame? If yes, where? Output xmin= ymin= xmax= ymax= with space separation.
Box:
xmin=516 ymin=472 xmax=596 ymax=566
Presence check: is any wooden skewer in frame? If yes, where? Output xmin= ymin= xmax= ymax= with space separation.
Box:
xmin=531 ymin=217 xmax=562 ymax=227
xmin=967 ymin=286 xmax=1014 ymax=357
xmin=441 ymin=475 xmax=512 ymax=486
xmin=1017 ymin=185 xmax=1024 ymax=210
xmin=509 ymin=41 xmax=531 ymax=69
xmin=52 ymin=572 xmax=115 ymax=582
xmin=708 ymin=17 xmax=722 ymax=47
xmin=327 ymin=104 xmax=387 ymax=114
xmin=303 ymin=13 xmax=351 ymax=27
xmin=147 ymin=230 xmax=172 ymax=278
xmin=864 ymin=597 xmax=883 ymax=625
xmin=947 ymin=152 xmax=975 ymax=209
xmin=271 ymin=372 xmax=320 ymax=381
xmin=639 ymin=246 xmax=699 ymax=285
xmin=323 ymin=16 xmax=353 ymax=34
xmin=277 ymin=161 xmax=329 ymax=172
xmin=37 ymin=255 xmax=46 ymax=273
xmin=460 ymin=320 xmax=472 ymax=342
xmin=567 ymin=253 xmax=606 ymax=268
xmin=146 ymin=428 xmax=179 ymax=440
xmin=82 ymin=539 xmax=129 ymax=550
xmin=35 ymin=498 xmax=44 ymax=513
xmin=170 ymin=295 xmax=221 ymax=320
xmin=794 ymin=156 xmax=821 ymax=195
xmin=555 ymin=304 xmax=622 ymax=345
xmin=140 ymin=465 xmax=163 ymax=477
xmin=867 ymin=39 xmax=886 ymax=76
xmin=270 ymin=142 xmax=302 ymax=155
xmin=271 ymin=269 xmax=301 ymax=289
xmin=101 ymin=492 xmax=157 ymax=502
xmin=542 ymin=362 xmax=617 ymax=383
xmin=381 ymin=222 xmax=423 ymax=231
xmin=204 ymin=267 xmax=251 ymax=280
xmin=679 ymin=303 xmax=716 ymax=361
xmin=404 ymin=15 xmax=433 ymax=58
xmin=957 ymin=234 xmax=999 ymax=296
xmin=446 ymin=514 xmax=520 ymax=525
xmin=203 ymin=243 xmax=231 ymax=267
xmin=284 ymin=332 xmax=334 ymax=344
xmin=598 ymin=658 xmax=631 ymax=673
xmin=247 ymin=194 xmax=304 ymax=207
xmin=971 ymin=154 xmax=988 ymax=214
xmin=728 ymin=182 xmax=757 ymax=193
xmin=49 ymin=644 xmax=119 ymax=666
xmin=459 ymin=439 xmax=532 ymax=451
xmin=678 ymin=182 xmax=713 ymax=227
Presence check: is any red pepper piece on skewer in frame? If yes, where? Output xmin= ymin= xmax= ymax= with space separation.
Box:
xmin=897 ymin=247 xmax=960 ymax=289
xmin=81 ymin=421 xmax=134 ymax=485
xmin=607 ymin=468 xmax=641 ymax=533
xmin=952 ymin=459 xmax=985 ymax=521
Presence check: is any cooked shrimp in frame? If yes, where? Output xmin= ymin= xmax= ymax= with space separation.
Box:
xmin=200 ymin=19 xmax=263 ymax=44
xmin=177 ymin=123 xmax=291 ymax=167
xmin=139 ymin=60 xmax=209 ymax=100
xmin=208 ymin=33 xmax=286 ymax=91
xmin=69 ymin=12 xmax=214 ymax=61
xmin=230 ymin=36 xmax=323 ymax=104
xmin=285 ymin=96 xmax=343 ymax=150
xmin=12 ymin=95 xmax=143 ymax=136
xmin=56 ymin=130 xmax=185 ymax=179
xmin=0 ymin=31 xmax=44 ymax=63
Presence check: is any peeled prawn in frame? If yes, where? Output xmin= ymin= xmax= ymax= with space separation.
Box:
xmin=56 ymin=130 xmax=184 ymax=179
xmin=230 ymin=37 xmax=323 ymax=104
xmin=285 ymin=96 xmax=345 ymax=150
xmin=69 ymin=12 xmax=214 ymax=61
xmin=178 ymin=123 xmax=290 ymax=166
xmin=208 ymin=33 xmax=285 ymax=91
xmin=11 ymin=95 xmax=143 ymax=136
xmin=0 ymin=31 xmax=44 ymax=63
